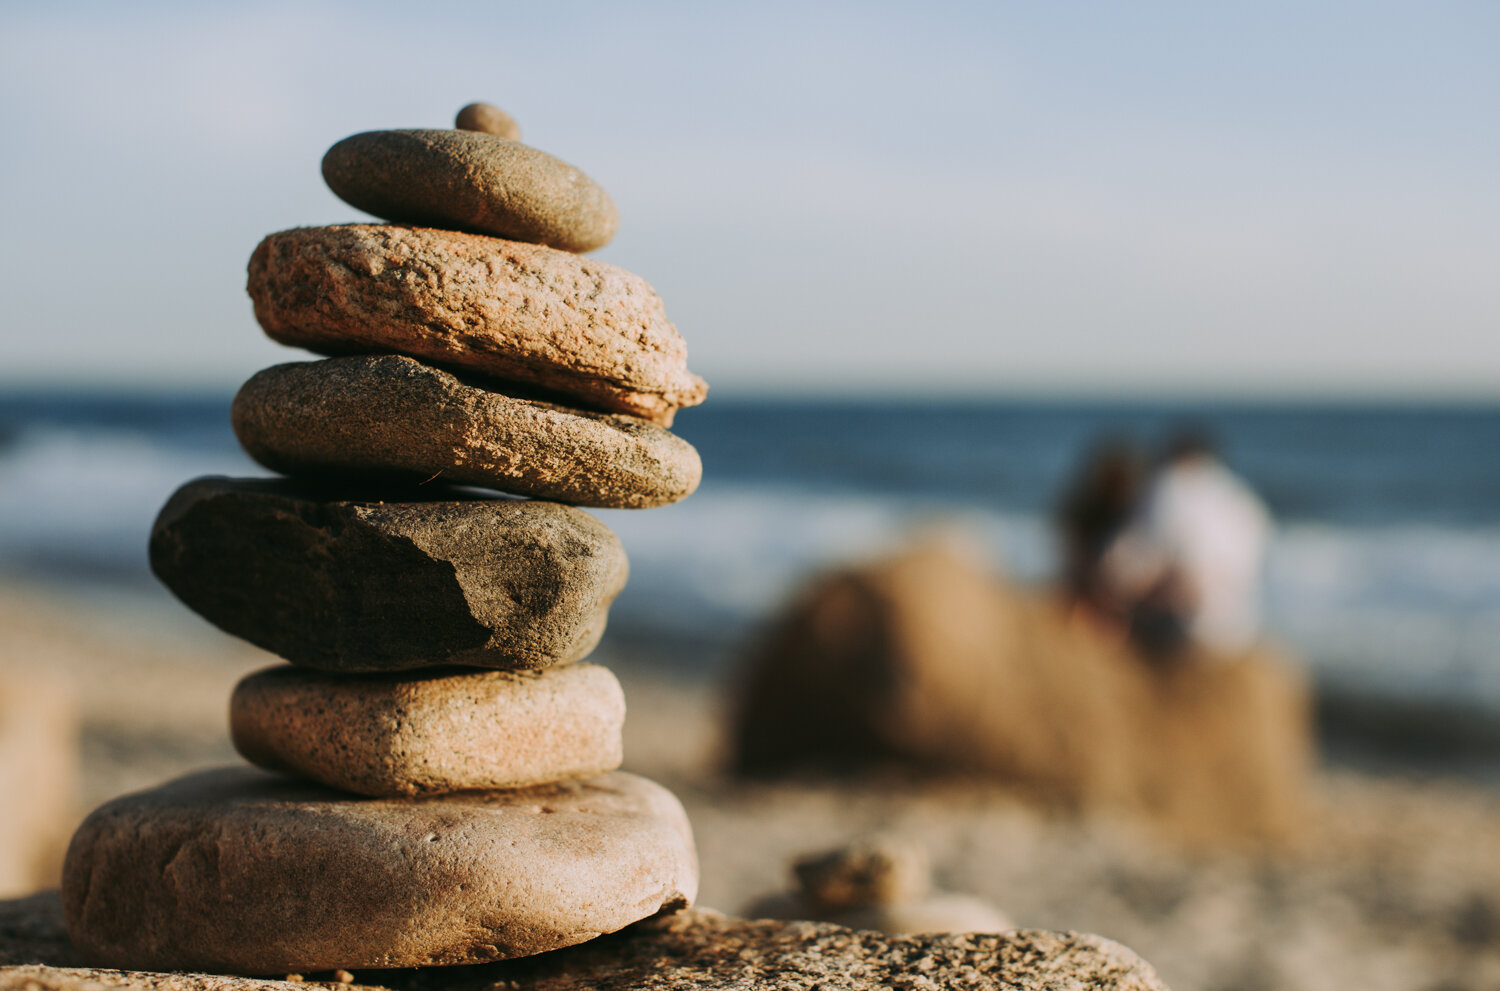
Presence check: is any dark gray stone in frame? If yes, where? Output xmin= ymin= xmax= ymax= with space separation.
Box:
xmin=149 ymin=477 xmax=627 ymax=673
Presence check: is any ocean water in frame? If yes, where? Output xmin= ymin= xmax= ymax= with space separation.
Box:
xmin=4 ymin=392 xmax=1500 ymax=724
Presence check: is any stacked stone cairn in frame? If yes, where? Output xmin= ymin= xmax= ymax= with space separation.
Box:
xmin=59 ymin=103 xmax=706 ymax=976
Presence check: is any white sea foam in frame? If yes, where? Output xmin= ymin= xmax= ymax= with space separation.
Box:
xmin=0 ymin=425 xmax=256 ymax=577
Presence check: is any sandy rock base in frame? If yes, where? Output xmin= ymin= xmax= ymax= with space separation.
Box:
xmin=2 ymin=893 xmax=1168 ymax=990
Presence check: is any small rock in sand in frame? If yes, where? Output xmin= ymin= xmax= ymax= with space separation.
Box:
xmin=230 ymin=662 xmax=625 ymax=797
xmin=744 ymin=835 xmax=1014 ymax=937
xmin=793 ymin=833 xmax=931 ymax=910
xmin=232 ymin=355 xmax=702 ymax=508
xmin=150 ymin=476 xmax=628 ymax=674
xmin=322 ymin=128 xmax=615 ymax=252
xmin=61 ymin=767 xmax=697 ymax=973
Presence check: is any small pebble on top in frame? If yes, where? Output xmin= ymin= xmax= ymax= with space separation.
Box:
xmin=456 ymin=101 xmax=521 ymax=140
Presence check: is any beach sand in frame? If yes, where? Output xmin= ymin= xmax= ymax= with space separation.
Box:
xmin=1 ymin=583 xmax=1497 ymax=991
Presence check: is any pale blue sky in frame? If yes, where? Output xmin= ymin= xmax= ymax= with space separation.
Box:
xmin=2 ymin=1 xmax=1496 ymax=396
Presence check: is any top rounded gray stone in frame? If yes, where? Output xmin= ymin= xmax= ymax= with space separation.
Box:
xmin=322 ymin=129 xmax=617 ymax=253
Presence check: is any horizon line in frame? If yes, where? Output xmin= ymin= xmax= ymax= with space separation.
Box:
xmin=3 ymin=379 xmax=1500 ymax=408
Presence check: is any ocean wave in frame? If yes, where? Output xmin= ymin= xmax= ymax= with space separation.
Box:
xmin=4 ymin=422 xmax=1500 ymax=710
xmin=0 ymin=425 xmax=256 ymax=577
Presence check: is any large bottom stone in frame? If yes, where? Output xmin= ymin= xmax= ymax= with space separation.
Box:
xmin=60 ymin=768 xmax=697 ymax=974
xmin=3 ymin=896 xmax=1170 ymax=989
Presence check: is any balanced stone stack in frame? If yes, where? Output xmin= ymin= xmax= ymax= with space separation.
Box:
xmin=60 ymin=104 xmax=705 ymax=976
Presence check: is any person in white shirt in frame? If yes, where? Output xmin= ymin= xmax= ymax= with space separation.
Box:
xmin=1102 ymin=433 xmax=1271 ymax=659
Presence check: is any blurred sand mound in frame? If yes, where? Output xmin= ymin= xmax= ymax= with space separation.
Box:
xmin=730 ymin=539 xmax=1312 ymax=844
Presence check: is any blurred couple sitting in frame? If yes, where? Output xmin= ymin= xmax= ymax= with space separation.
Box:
xmin=1057 ymin=431 xmax=1270 ymax=662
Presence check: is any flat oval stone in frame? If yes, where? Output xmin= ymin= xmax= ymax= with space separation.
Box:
xmin=232 ymin=356 xmax=702 ymax=508
xmin=230 ymin=663 xmax=626 ymax=797
xmin=61 ymin=767 xmax=698 ymax=973
xmin=322 ymin=129 xmax=615 ymax=252
xmin=247 ymin=224 xmax=707 ymax=425
xmin=149 ymin=477 xmax=628 ymax=673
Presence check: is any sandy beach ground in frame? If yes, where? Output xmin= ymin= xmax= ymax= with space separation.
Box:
xmin=1 ymin=582 xmax=1497 ymax=991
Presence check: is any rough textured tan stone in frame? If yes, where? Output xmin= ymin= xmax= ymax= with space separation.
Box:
xmin=455 ymin=103 xmax=520 ymax=140
xmin=230 ymin=663 xmax=625 ymax=797
xmin=5 ymin=897 xmax=1168 ymax=989
xmin=149 ymin=477 xmax=627 ymax=673
xmin=322 ymin=129 xmax=614 ymax=253
xmin=60 ymin=768 xmax=698 ymax=974
xmin=247 ymin=225 xmax=705 ymax=425
xmin=0 ymin=668 xmax=76 ymax=898
xmin=232 ymin=356 xmax=701 ymax=508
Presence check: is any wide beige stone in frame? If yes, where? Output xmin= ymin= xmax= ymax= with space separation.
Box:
xmin=248 ymin=225 xmax=706 ymax=425
xmin=5 ymin=897 xmax=1169 ymax=989
xmin=150 ymin=477 xmax=628 ymax=674
xmin=232 ymin=356 xmax=701 ymax=508
xmin=230 ymin=663 xmax=625 ymax=797
xmin=323 ymin=129 xmax=613 ymax=252
xmin=60 ymin=768 xmax=698 ymax=974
